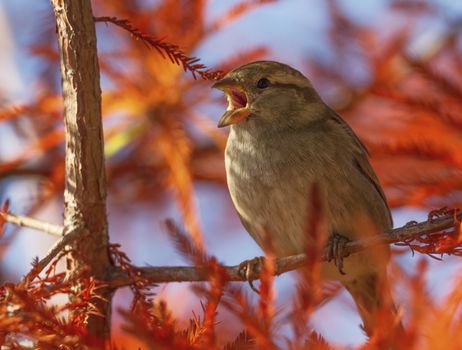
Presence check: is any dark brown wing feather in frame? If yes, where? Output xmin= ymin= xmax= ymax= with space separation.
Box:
xmin=329 ymin=109 xmax=393 ymax=227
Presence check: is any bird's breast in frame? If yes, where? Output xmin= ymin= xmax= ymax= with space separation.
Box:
xmin=224 ymin=128 xmax=314 ymax=256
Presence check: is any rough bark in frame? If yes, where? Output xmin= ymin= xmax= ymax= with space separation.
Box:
xmin=51 ymin=0 xmax=112 ymax=341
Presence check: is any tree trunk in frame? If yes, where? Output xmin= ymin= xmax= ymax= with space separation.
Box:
xmin=50 ymin=0 xmax=112 ymax=343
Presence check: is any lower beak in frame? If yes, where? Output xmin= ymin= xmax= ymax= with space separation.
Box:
xmin=217 ymin=108 xmax=251 ymax=128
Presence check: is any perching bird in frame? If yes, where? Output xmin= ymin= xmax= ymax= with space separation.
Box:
xmin=213 ymin=61 xmax=397 ymax=335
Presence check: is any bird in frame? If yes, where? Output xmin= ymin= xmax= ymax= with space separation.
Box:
xmin=212 ymin=60 xmax=398 ymax=336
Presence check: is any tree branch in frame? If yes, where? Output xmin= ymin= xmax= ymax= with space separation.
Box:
xmin=108 ymin=211 xmax=462 ymax=287
xmin=0 ymin=211 xmax=63 ymax=236
xmin=5 ymin=205 xmax=460 ymax=288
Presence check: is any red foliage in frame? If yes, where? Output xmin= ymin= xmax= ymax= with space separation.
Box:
xmin=110 ymin=243 xmax=154 ymax=314
xmin=94 ymin=16 xmax=224 ymax=81
xmin=392 ymin=207 xmax=462 ymax=259
xmin=0 ymin=269 xmax=108 ymax=348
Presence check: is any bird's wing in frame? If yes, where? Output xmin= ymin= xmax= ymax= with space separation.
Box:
xmin=329 ymin=110 xmax=393 ymax=227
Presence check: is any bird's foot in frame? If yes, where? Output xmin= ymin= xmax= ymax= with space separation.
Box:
xmin=327 ymin=233 xmax=350 ymax=275
xmin=238 ymin=256 xmax=264 ymax=294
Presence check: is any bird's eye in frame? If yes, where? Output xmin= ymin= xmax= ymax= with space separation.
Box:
xmin=257 ymin=78 xmax=270 ymax=89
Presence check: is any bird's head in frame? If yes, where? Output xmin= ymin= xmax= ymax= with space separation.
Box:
xmin=212 ymin=61 xmax=323 ymax=128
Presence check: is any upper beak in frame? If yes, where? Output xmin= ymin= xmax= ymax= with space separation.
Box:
xmin=211 ymin=77 xmax=239 ymax=91
xmin=212 ymin=78 xmax=251 ymax=128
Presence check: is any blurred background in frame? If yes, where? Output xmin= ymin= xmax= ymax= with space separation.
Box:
xmin=1 ymin=0 xmax=462 ymax=347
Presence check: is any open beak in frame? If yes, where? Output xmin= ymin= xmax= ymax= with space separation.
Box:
xmin=212 ymin=78 xmax=251 ymax=128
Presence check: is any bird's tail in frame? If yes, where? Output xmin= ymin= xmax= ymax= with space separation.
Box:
xmin=343 ymin=273 xmax=403 ymax=341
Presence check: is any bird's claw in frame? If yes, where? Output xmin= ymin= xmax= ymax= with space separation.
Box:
xmin=327 ymin=233 xmax=350 ymax=275
xmin=238 ymin=256 xmax=264 ymax=294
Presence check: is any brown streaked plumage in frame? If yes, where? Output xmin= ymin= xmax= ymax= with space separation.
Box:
xmin=213 ymin=60 xmax=398 ymax=335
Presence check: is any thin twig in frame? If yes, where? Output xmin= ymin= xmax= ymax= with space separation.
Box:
xmin=0 ymin=167 xmax=50 ymax=180
xmin=0 ymin=211 xmax=63 ymax=236
xmin=109 ymin=211 xmax=462 ymax=287
xmin=23 ymin=226 xmax=84 ymax=282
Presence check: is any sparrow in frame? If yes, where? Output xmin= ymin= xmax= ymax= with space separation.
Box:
xmin=212 ymin=61 xmax=397 ymax=335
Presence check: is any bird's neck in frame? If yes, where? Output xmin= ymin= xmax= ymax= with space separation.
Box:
xmin=229 ymin=109 xmax=329 ymax=145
